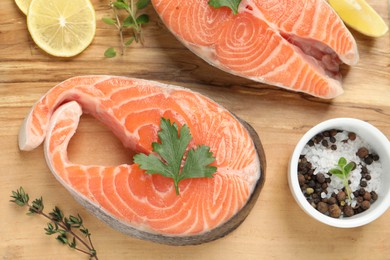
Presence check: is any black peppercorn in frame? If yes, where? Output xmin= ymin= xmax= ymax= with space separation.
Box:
xmin=364 ymin=156 xmax=373 ymax=165
xmin=316 ymin=173 xmax=326 ymax=184
xmin=371 ymin=191 xmax=378 ymax=201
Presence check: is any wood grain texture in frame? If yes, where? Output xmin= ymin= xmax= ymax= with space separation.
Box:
xmin=1 ymin=0 xmax=390 ymax=258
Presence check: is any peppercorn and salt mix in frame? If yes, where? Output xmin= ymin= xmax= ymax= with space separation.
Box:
xmin=298 ymin=129 xmax=382 ymax=218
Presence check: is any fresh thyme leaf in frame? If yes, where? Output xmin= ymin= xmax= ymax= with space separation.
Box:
xmin=136 ymin=14 xmax=149 ymax=24
xmin=123 ymin=15 xmax=135 ymax=27
xmin=104 ymin=47 xmax=117 ymax=58
xmin=69 ymin=237 xmax=77 ymax=248
xmin=208 ymin=0 xmax=242 ymax=15
xmin=10 ymin=187 xmax=29 ymax=206
xmin=134 ymin=118 xmax=217 ymax=195
xmin=102 ymin=17 xmax=117 ymax=25
xmin=137 ymin=0 xmax=151 ymax=9
xmin=125 ymin=37 xmax=135 ymax=47
xmin=113 ymin=1 xmax=128 ymax=9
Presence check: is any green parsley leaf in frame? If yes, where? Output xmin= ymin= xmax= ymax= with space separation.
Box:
xmin=134 ymin=118 xmax=217 ymax=195
xmin=208 ymin=0 xmax=242 ymax=15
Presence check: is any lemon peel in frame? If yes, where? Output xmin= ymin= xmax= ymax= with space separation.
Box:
xmin=329 ymin=0 xmax=388 ymax=37
xmin=27 ymin=0 xmax=96 ymax=57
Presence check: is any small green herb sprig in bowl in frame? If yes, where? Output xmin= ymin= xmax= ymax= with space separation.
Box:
xmin=288 ymin=118 xmax=390 ymax=228
xmin=329 ymin=157 xmax=355 ymax=202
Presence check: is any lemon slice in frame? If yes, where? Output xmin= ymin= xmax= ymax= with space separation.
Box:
xmin=328 ymin=0 xmax=388 ymax=37
xmin=15 ymin=0 xmax=32 ymax=15
xmin=27 ymin=0 xmax=96 ymax=57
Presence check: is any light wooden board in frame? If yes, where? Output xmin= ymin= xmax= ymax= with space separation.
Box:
xmin=1 ymin=0 xmax=390 ymax=259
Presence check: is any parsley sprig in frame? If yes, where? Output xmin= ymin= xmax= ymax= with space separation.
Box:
xmin=10 ymin=187 xmax=98 ymax=259
xmin=103 ymin=0 xmax=151 ymax=57
xmin=134 ymin=118 xmax=217 ymax=195
xmin=329 ymin=157 xmax=356 ymax=201
xmin=208 ymin=0 xmax=242 ymax=15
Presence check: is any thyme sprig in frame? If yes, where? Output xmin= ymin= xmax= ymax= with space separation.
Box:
xmin=103 ymin=0 xmax=151 ymax=57
xmin=10 ymin=187 xmax=98 ymax=259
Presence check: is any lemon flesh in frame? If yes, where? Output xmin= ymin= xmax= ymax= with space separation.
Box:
xmin=27 ymin=0 xmax=96 ymax=57
xmin=15 ymin=0 xmax=32 ymax=15
xmin=328 ymin=0 xmax=388 ymax=37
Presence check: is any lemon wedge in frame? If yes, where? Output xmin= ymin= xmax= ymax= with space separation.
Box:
xmin=15 ymin=0 xmax=32 ymax=15
xmin=27 ymin=0 xmax=96 ymax=57
xmin=328 ymin=0 xmax=388 ymax=37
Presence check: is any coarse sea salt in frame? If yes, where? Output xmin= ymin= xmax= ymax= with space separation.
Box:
xmin=301 ymin=130 xmax=382 ymax=204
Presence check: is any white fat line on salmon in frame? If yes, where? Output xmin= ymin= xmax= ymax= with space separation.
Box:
xmin=153 ymin=208 xmax=194 ymax=234
xmin=110 ymin=93 xmax=166 ymax=111
xmin=290 ymin=1 xmax=314 ymax=36
xmin=88 ymin=166 xmax=126 ymax=218
xmin=185 ymin=191 xmax=208 ymax=234
xmin=106 ymin=166 xmax=150 ymax=222
xmin=243 ymin=39 xmax=285 ymax=75
xmin=239 ymin=0 xmax=278 ymax=31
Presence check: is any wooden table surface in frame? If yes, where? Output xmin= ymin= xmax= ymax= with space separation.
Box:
xmin=1 ymin=0 xmax=390 ymax=259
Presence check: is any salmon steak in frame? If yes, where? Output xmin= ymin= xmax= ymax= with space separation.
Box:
xmin=18 ymin=76 xmax=265 ymax=245
xmin=151 ymin=0 xmax=359 ymax=98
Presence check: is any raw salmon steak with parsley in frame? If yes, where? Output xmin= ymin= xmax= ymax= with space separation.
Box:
xmin=18 ymin=76 xmax=265 ymax=245
xmin=152 ymin=0 xmax=359 ymax=98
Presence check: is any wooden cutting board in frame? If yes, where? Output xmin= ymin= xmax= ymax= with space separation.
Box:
xmin=1 ymin=0 xmax=389 ymax=259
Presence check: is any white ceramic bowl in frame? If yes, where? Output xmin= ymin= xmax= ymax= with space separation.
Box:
xmin=288 ymin=118 xmax=390 ymax=228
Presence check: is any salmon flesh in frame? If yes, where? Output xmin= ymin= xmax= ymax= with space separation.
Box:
xmin=152 ymin=0 xmax=359 ymax=98
xmin=18 ymin=76 xmax=266 ymax=245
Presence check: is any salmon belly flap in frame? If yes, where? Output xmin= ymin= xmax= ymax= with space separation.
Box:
xmin=18 ymin=76 xmax=265 ymax=245
xmin=152 ymin=0 xmax=359 ymax=98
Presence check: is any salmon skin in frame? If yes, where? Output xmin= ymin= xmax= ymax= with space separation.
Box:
xmin=18 ymin=76 xmax=266 ymax=245
xmin=152 ymin=0 xmax=359 ymax=98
